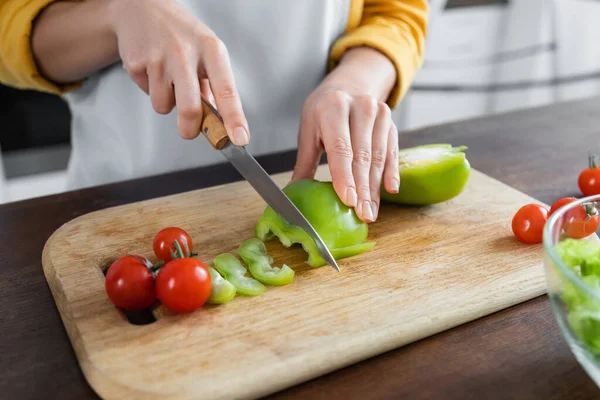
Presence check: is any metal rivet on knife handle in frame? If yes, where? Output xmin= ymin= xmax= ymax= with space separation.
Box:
xmin=200 ymin=97 xmax=230 ymax=150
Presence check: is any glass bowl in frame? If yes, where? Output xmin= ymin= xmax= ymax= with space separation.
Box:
xmin=544 ymin=194 xmax=600 ymax=386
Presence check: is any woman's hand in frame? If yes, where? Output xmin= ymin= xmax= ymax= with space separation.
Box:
xmin=32 ymin=0 xmax=249 ymax=144
xmin=108 ymin=0 xmax=249 ymax=144
xmin=292 ymin=47 xmax=400 ymax=223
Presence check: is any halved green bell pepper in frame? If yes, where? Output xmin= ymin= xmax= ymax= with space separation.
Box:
xmin=381 ymin=144 xmax=471 ymax=205
xmin=256 ymin=179 xmax=375 ymax=268
xmin=238 ymin=238 xmax=295 ymax=286
xmin=207 ymin=266 xmax=237 ymax=304
xmin=213 ymin=253 xmax=265 ymax=296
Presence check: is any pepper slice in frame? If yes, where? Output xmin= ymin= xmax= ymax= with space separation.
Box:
xmin=256 ymin=179 xmax=375 ymax=268
xmin=207 ymin=266 xmax=237 ymax=304
xmin=238 ymin=238 xmax=295 ymax=286
xmin=381 ymin=144 xmax=471 ymax=205
xmin=213 ymin=253 xmax=265 ymax=296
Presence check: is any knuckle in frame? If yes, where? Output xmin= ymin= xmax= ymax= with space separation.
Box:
xmin=329 ymin=137 xmax=353 ymax=160
xmin=388 ymin=146 xmax=399 ymax=161
xmin=377 ymin=101 xmax=391 ymax=119
xmin=178 ymin=104 xmax=203 ymax=120
xmin=353 ymin=147 xmax=371 ymax=166
xmin=215 ymin=83 xmax=238 ymax=101
xmin=372 ymin=149 xmax=386 ymax=168
xmin=154 ymin=102 xmax=173 ymax=115
xmin=147 ymin=54 xmax=165 ymax=71
xmin=357 ymin=183 xmax=371 ymax=198
xmin=320 ymin=90 xmax=349 ymax=113
xmin=357 ymin=95 xmax=377 ymax=117
xmin=172 ymin=41 xmax=194 ymax=60
xmin=203 ymin=35 xmax=228 ymax=57
xmin=124 ymin=59 xmax=146 ymax=76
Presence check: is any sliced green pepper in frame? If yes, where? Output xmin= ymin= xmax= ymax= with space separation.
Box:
xmin=213 ymin=253 xmax=265 ymax=296
xmin=207 ymin=266 xmax=237 ymax=304
xmin=238 ymin=238 xmax=295 ymax=286
xmin=256 ymin=179 xmax=375 ymax=268
xmin=381 ymin=144 xmax=471 ymax=205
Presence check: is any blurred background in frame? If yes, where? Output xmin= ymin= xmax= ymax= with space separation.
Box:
xmin=1 ymin=0 xmax=599 ymax=204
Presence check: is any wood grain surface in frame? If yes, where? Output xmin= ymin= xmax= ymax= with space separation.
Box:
xmin=42 ymin=166 xmax=547 ymax=399
xmin=3 ymin=97 xmax=600 ymax=400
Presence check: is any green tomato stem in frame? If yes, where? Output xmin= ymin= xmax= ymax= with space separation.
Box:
xmin=149 ymin=260 xmax=164 ymax=275
xmin=173 ymin=240 xmax=185 ymax=259
xmin=589 ymin=152 xmax=599 ymax=169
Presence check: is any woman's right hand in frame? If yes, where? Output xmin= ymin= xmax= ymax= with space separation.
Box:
xmin=108 ymin=0 xmax=250 ymax=145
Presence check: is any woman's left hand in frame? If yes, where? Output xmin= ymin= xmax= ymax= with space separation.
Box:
xmin=291 ymin=48 xmax=400 ymax=223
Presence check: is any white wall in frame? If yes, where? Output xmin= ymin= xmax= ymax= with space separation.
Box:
xmin=393 ymin=0 xmax=600 ymax=130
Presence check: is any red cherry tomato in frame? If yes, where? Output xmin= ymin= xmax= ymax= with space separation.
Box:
xmin=155 ymin=258 xmax=212 ymax=313
xmin=548 ymin=197 xmax=599 ymax=239
xmin=153 ymin=227 xmax=194 ymax=262
xmin=579 ymin=168 xmax=600 ymax=197
xmin=549 ymin=197 xmax=577 ymax=216
xmin=512 ymin=204 xmax=548 ymax=244
xmin=105 ymin=255 xmax=156 ymax=310
xmin=564 ymin=205 xmax=599 ymax=240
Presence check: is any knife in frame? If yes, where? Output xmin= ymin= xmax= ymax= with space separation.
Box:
xmin=198 ymin=96 xmax=340 ymax=272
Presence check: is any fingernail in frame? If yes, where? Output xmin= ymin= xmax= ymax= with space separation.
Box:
xmin=232 ymin=126 xmax=249 ymax=146
xmin=391 ymin=178 xmax=400 ymax=193
xmin=346 ymin=187 xmax=358 ymax=207
xmin=371 ymin=202 xmax=378 ymax=220
xmin=362 ymin=201 xmax=374 ymax=222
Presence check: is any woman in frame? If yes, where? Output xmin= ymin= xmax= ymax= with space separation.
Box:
xmin=0 ymin=0 xmax=428 ymax=222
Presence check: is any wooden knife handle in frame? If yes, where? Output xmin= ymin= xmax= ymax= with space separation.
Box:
xmin=200 ymin=96 xmax=231 ymax=150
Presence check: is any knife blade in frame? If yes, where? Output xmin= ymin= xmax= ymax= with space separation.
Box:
xmin=198 ymin=96 xmax=340 ymax=272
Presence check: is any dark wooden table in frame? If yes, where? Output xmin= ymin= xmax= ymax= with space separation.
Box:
xmin=2 ymin=96 xmax=600 ymax=399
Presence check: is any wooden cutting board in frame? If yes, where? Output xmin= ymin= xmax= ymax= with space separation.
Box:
xmin=42 ymin=165 xmax=547 ymax=400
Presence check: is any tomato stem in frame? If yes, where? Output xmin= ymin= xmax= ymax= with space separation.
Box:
xmin=589 ymin=152 xmax=600 ymax=169
xmin=149 ymin=260 xmax=164 ymax=274
xmin=584 ymin=203 xmax=599 ymax=219
xmin=173 ymin=240 xmax=185 ymax=259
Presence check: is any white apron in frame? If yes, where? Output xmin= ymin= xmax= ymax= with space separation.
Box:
xmin=64 ymin=0 xmax=350 ymax=190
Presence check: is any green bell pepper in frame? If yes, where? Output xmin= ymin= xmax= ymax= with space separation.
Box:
xmin=238 ymin=238 xmax=295 ymax=286
xmin=213 ymin=253 xmax=266 ymax=296
xmin=256 ymin=179 xmax=375 ymax=268
xmin=207 ymin=266 xmax=237 ymax=304
xmin=381 ymin=144 xmax=471 ymax=205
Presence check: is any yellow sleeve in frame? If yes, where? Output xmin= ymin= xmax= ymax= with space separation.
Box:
xmin=0 ymin=0 xmax=82 ymax=95
xmin=329 ymin=0 xmax=429 ymax=108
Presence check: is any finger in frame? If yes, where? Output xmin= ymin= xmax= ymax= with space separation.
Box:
xmin=369 ymin=102 xmax=392 ymax=220
xmin=349 ymin=95 xmax=378 ymax=223
xmin=200 ymin=78 xmax=216 ymax=107
xmin=319 ymin=91 xmax=357 ymax=208
xmin=383 ymin=122 xmax=400 ymax=194
xmin=291 ymin=110 xmax=323 ymax=182
xmin=148 ymin=59 xmax=175 ymax=115
xmin=202 ymin=36 xmax=249 ymax=146
xmin=128 ymin=68 xmax=150 ymax=95
xmin=172 ymin=61 xmax=203 ymax=140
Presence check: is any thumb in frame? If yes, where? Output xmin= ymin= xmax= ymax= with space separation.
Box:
xmin=291 ymin=121 xmax=322 ymax=183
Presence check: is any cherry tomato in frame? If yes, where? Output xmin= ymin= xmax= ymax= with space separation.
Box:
xmin=512 ymin=204 xmax=548 ymax=244
xmin=564 ymin=204 xmax=599 ymax=239
xmin=579 ymin=168 xmax=600 ymax=197
xmin=105 ymin=255 xmax=156 ymax=310
xmin=153 ymin=227 xmax=194 ymax=262
xmin=155 ymin=258 xmax=212 ymax=313
xmin=548 ymin=197 xmax=599 ymax=239
xmin=549 ymin=197 xmax=577 ymax=216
